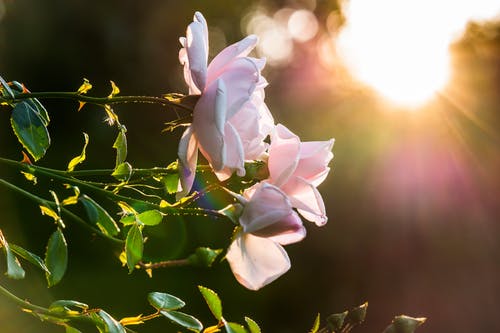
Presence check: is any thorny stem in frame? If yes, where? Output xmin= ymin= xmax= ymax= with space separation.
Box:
xmin=0 ymin=157 xmax=228 ymax=219
xmin=138 ymin=258 xmax=190 ymax=270
xmin=0 ymin=178 xmax=124 ymax=244
xmin=2 ymin=91 xmax=193 ymax=112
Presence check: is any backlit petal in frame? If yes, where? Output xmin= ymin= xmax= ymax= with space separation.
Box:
xmin=226 ymin=232 xmax=291 ymax=290
xmin=268 ymin=124 xmax=300 ymax=187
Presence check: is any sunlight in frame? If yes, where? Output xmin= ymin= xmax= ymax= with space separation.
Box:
xmin=336 ymin=0 xmax=500 ymax=108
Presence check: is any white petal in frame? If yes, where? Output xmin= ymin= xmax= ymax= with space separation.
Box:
xmin=226 ymin=232 xmax=291 ymax=290
xmin=177 ymin=127 xmax=198 ymax=199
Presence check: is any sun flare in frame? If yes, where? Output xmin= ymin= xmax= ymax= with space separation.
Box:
xmin=336 ymin=0 xmax=500 ymax=108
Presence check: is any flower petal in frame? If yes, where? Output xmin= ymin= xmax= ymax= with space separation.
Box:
xmin=268 ymin=124 xmax=300 ymax=187
xmin=281 ymin=176 xmax=328 ymax=226
xmin=240 ymin=183 xmax=294 ymax=234
xmin=208 ymin=35 xmax=259 ymax=77
xmin=193 ymin=79 xmax=227 ymax=171
xmin=215 ymin=57 xmax=261 ymax=120
xmin=294 ymin=139 xmax=335 ymax=186
xmin=177 ymin=127 xmax=198 ymax=199
xmin=226 ymin=232 xmax=291 ymax=290
xmin=182 ymin=12 xmax=209 ymax=92
xmin=214 ymin=121 xmax=245 ymax=180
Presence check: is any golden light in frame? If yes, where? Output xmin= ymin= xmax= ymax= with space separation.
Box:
xmin=336 ymin=0 xmax=500 ymax=108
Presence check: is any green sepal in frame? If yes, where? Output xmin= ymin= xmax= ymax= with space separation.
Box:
xmin=11 ymin=100 xmax=51 ymax=161
xmin=98 ymin=310 xmax=126 ymax=333
xmin=224 ymin=322 xmax=247 ymax=333
xmin=160 ymin=310 xmax=203 ymax=333
xmin=148 ymin=292 xmax=185 ymax=311
xmin=79 ymin=195 xmax=120 ymax=236
xmin=187 ymin=247 xmax=222 ymax=267
xmin=218 ymin=204 xmax=243 ymax=225
xmin=125 ymin=223 xmax=143 ymax=273
xmin=245 ymin=317 xmax=261 ymax=333
xmin=10 ymin=243 xmax=50 ymax=274
xmin=45 ymin=228 xmax=68 ymax=287
xmin=198 ymin=285 xmax=223 ymax=321
xmin=382 ymin=315 xmax=426 ymax=333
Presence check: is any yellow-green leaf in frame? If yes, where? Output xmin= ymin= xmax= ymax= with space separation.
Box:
xmin=109 ymin=80 xmax=120 ymax=97
xmin=198 ymin=286 xmax=222 ymax=321
xmin=76 ymin=78 xmax=92 ymax=94
xmin=67 ymin=133 xmax=89 ymax=172
xmin=113 ymin=127 xmax=127 ymax=167
xmin=125 ymin=224 xmax=143 ymax=273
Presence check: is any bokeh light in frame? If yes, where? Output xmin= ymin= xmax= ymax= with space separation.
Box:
xmin=336 ymin=0 xmax=500 ymax=108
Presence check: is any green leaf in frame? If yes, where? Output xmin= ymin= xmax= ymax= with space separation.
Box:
xmin=187 ymin=247 xmax=222 ymax=267
xmin=162 ymin=173 xmax=179 ymax=194
xmin=98 ymin=310 xmax=126 ymax=333
xmin=0 ymin=231 xmax=25 ymax=279
xmin=0 ymin=75 xmax=14 ymax=98
xmin=160 ymin=310 xmax=203 ymax=333
xmin=11 ymin=100 xmax=51 ymax=161
xmin=111 ymin=162 xmax=132 ymax=182
xmin=136 ymin=210 xmax=163 ymax=226
xmin=147 ymin=292 xmax=185 ymax=311
xmin=309 ymin=314 xmax=320 ymax=333
xmin=344 ymin=302 xmax=368 ymax=326
xmin=79 ymin=195 xmax=120 ymax=236
xmin=10 ymin=243 xmax=50 ymax=274
xmin=119 ymin=214 xmax=136 ymax=226
xmin=218 ymin=204 xmax=243 ymax=224
xmin=113 ymin=127 xmax=127 ymax=167
xmin=224 ymin=322 xmax=247 ymax=333
xmin=245 ymin=317 xmax=261 ymax=333
xmin=8 ymin=81 xmax=50 ymax=126
xmin=49 ymin=300 xmax=89 ymax=313
xmin=326 ymin=311 xmax=348 ymax=331
xmin=45 ymin=228 xmax=68 ymax=287
xmin=125 ymin=224 xmax=143 ymax=273
xmin=65 ymin=326 xmax=83 ymax=333
xmin=382 ymin=315 xmax=426 ymax=333
xmin=67 ymin=133 xmax=89 ymax=172
xmin=198 ymin=285 xmax=223 ymax=321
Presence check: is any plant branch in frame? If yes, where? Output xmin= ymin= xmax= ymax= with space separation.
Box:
xmin=0 ymin=178 xmax=124 ymax=244
xmin=2 ymin=92 xmax=193 ymax=112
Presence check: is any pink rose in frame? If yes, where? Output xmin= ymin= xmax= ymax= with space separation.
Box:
xmin=177 ymin=12 xmax=273 ymax=197
xmin=226 ymin=182 xmax=306 ymax=290
xmin=267 ymin=124 xmax=334 ymax=226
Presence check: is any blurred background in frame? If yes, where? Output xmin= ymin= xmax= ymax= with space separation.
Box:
xmin=0 ymin=0 xmax=499 ymax=332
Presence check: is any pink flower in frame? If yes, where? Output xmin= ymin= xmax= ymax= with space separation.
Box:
xmin=267 ymin=124 xmax=334 ymax=226
xmin=177 ymin=12 xmax=274 ymax=197
xmin=226 ymin=182 xmax=306 ymax=290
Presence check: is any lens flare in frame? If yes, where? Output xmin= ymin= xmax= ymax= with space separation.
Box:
xmin=336 ymin=0 xmax=500 ymax=108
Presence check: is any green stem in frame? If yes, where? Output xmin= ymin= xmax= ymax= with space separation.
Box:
xmin=138 ymin=258 xmax=190 ymax=270
xmin=0 ymin=178 xmax=123 ymax=244
xmin=0 ymin=282 xmax=52 ymax=315
xmin=0 ymin=157 xmax=227 ymax=219
xmin=3 ymin=92 xmax=192 ymax=112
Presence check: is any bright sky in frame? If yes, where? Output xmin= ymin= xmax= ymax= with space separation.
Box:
xmin=336 ymin=0 xmax=500 ymax=108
